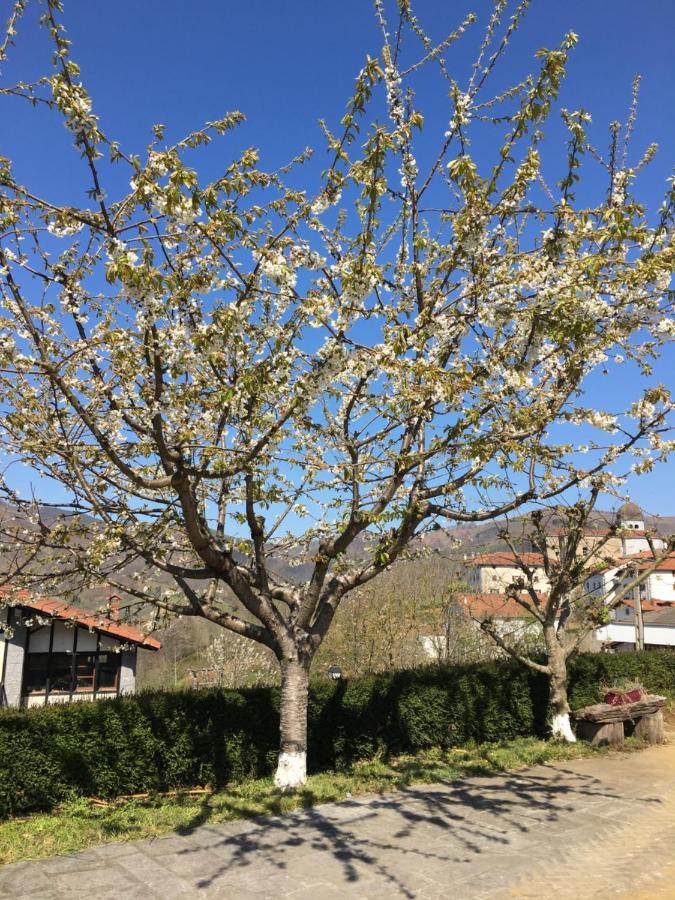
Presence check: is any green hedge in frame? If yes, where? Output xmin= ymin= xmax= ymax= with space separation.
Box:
xmin=1 ymin=650 xmax=673 ymax=818
xmin=567 ymin=650 xmax=675 ymax=709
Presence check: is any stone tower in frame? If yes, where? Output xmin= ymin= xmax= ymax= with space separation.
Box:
xmin=617 ymin=501 xmax=644 ymax=532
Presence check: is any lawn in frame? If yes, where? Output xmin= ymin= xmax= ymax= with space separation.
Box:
xmin=0 ymin=736 xmax=644 ymax=866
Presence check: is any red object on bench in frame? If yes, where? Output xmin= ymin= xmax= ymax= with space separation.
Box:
xmin=604 ymin=688 xmax=643 ymax=706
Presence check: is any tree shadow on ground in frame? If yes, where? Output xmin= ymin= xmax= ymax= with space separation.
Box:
xmin=151 ymin=763 xmax=662 ymax=898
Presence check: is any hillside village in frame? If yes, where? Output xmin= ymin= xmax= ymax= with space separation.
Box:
xmin=3 ymin=499 xmax=671 ymax=702
xmin=458 ymin=501 xmax=674 ymax=656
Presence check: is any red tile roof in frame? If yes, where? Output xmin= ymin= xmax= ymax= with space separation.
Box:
xmin=620 ymin=598 xmax=672 ymax=613
xmin=455 ymin=592 xmax=542 ymax=619
xmin=586 ymin=551 xmax=675 ymax=576
xmin=1 ymin=589 xmax=161 ymax=650
xmin=468 ymin=552 xmax=545 ymax=568
xmin=612 ymin=551 xmax=675 ymax=572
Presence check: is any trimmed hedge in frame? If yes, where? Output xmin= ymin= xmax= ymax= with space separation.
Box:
xmin=567 ymin=650 xmax=675 ymax=709
xmin=1 ymin=651 xmax=673 ymax=818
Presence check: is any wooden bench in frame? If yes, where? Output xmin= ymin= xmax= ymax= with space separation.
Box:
xmin=573 ymin=695 xmax=667 ymax=748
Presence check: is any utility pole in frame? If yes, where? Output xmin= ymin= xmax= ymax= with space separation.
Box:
xmin=634 ymin=586 xmax=645 ymax=651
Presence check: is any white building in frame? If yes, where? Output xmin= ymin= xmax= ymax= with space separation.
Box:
xmin=586 ymin=550 xmax=675 ymax=651
xmin=585 ymin=552 xmax=675 ymax=609
xmin=419 ymin=593 xmax=542 ymax=661
xmin=615 ymin=501 xmax=666 ymax=556
xmin=465 ymin=552 xmax=549 ymax=594
xmin=596 ymin=606 xmax=675 ymax=651
xmin=0 ymin=592 xmax=160 ymax=708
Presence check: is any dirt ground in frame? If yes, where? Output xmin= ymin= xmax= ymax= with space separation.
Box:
xmin=509 ymin=708 xmax=675 ymax=899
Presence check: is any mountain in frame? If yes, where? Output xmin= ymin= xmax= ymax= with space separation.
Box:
xmin=2 ymin=500 xmax=673 ymax=603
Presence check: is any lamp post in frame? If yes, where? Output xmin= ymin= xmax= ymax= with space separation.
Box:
xmin=328 ymin=665 xmax=342 ymax=681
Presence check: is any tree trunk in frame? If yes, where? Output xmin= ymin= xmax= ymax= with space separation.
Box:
xmin=274 ymin=659 xmax=310 ymax=790
xmin=549 ymin=661 xmax=576 ymax=743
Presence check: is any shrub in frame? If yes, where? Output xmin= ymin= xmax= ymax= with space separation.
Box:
xmin=0 ymin=650 xmax=672 ymax=818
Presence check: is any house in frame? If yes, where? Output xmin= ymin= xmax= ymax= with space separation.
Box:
xmin=465 ymin=500 xmax=665 ymax=598
xmin=455 ymin=591 xmax=542 ymax=638
xmin=542 ymin=502 xmax=664 ymax=562
xmin=585 ymin=550 xmax=675 ymax=651
xmin=419 ymin=592 xmax=542 ymax=661
xmin=543 ymin=528 xmax=624 ymax=563
xmin=595 ymin=605 xmax=675 ymax=651
xmin=633 ymin=553 xmax=675 ymax=603
xmin=585 ymin=551 xmax=675 ymax=609
xmin=465 ymin=552 xmax=549 ymax=594
xmin=0 ymin=591 xmax=160 ymax=708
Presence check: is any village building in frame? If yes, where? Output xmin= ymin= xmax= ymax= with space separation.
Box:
xmin=613 ymin=502 xmax=667 ymax=555
xmin=542 ymin=528 xmax=624 ymax=563
xmin=635 ymin=555 xmax=675 ymax=603
xmin=419 ymin=592 xmax=542 ymax=661
xmin=465 ymin=552 xmax=549 ymax=594
xmin=544 ymin=503 xmax=664 ymax=562
xmin=584 ymin=551 xmax=675 ymax=609
xmin=466 ymin=500 xmax=666 ymax=600
xmin=0 ymin=592 xmax=160 ymax=708
xmin=461 ymin=501 xmax=671 ymax=656
xmin=595 ymin=606 xmax=675 ymax=652
xmin=585 ymin=550 xmax=675 ymax=651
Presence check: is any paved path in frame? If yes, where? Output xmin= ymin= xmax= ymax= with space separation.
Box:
xmin=2 ymin=736 xmax=675 ymax=899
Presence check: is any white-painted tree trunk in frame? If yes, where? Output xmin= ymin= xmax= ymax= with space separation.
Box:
xmin=274 ymin=659 xmax=310 ymax=791
xmin=548 ymin=650 xmax=576 ymax=742
xmin=551 ymin=711 xmax=576 ymax=743
xmin=274 ymin=750 xmax=307 ymax=790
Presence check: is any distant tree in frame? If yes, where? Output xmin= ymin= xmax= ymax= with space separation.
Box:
xmin=478 ymin=486 xmax=674 ymax=740
xmin=137 ymin=615 xmax=218 ymax=690
xmin=202 ymin=632 xmax=277 ymax=689
xmin=315 ymin=554 xmax=456 ymax=675
xmin=0 ymin=1 xmax=673 ymax=786
xmin=423 ymin=588 xmax=542 ymax=667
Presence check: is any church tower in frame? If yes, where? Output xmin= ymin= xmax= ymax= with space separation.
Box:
xmin=617 ymin=501 xmax=645 ymax=532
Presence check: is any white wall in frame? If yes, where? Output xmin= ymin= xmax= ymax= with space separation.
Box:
xmin=24 ymin=691 xmax=122 ymax=708
xmin=585 ymin=565 xmax=675 ymax=611
xmin=119 ymin=650 xmax=137 ymax=694
xmin=584 ymin=567 xmax=618 ymax=602
xmin=595 ymin=622 xmax=675 ymax=647
xmin=641 ymin=571 xmax=675 ymax=603
xmin=466 ymin=564 xmax=549 ymax=594
xmin=1 ymin=612 xmax=27 ymax=707
xmin=623 ymin=536 xmax=652 ymax=556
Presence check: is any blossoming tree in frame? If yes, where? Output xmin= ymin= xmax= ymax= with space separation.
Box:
xmin=1 ymin=0 xmax=673 ymax=786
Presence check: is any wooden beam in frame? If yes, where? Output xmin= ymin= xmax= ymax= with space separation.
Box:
xmin=574 ymin=695 xmax=666 ymax=723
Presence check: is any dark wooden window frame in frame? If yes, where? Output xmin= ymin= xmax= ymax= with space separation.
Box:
xmin=22 ymin=615 xmax=124 ymax=705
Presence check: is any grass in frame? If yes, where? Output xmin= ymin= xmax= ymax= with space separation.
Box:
xmin=0 ymin=735 xmax=646 ymax=867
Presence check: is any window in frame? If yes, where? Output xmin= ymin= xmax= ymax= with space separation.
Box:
xmin=96 ymin=653 xmax=121 ymax=690
xmin=24 ymin=643 xmax=122 ymax=693
xmin=74 ymin=653 xmax=96 ymax=692
xmin=24 ymin=654 xmax=49 ymax=692
xmin=49 ymin=654 xmax=74 ymax=692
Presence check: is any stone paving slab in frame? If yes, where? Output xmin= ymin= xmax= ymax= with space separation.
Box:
xmin=2 ymin=739 xmax=674 ymax=899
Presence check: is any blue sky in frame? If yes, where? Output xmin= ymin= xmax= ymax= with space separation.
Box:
xmin=2 ymin=0 xmax=674 ymax=516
